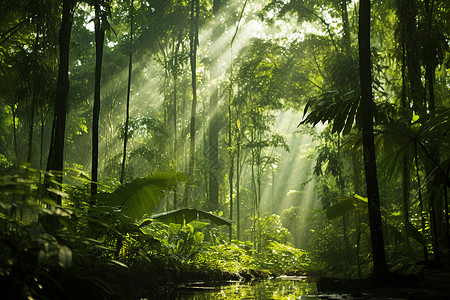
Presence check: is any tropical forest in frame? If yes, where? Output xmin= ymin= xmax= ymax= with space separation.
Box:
xmin=1 ymin=0 xmax=450 ymax=299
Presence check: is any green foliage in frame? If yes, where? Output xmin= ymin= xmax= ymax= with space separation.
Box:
xmin=258 ymin=213 xmax=290 ymax=247
xmin=118 ymin=116 xmax=167 ymax=140
xmin=144 ymin=220 xmax=208 ymax=260
xmin=150 ymin=208 xmax=232 ymax=226
xmin=326 ymin=194 xmax=367 ymax=220
xmin=103 ymin=171 xmax=188 ymax=220
xmin=0 ymin=167 xmax=123 ymax=298
xmin=261 ymin=241 xmax=311 ymax=273
xmin=300 ymin=89 xmax=360 ymax=135
xmin=198 ymin=240 xmax=256 ymax=274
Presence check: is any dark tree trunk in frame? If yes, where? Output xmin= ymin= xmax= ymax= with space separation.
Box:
xmin=46 ymin=0 xmax=74 ymax=205
xmin=12 ymin=104 xmax=17 ymax=159
xmin=91 ymin=0 xmax=105 ymax=197
xmin=27 ymin=26 xmax=39 ymax=164
xmin=404 ymin=0 xmax=425 ymax=116
xmin=399 ymin=6 xmax=412 ymax=234
xmin=423 ymin=0 xmax=446 ymax=261
xmin=424 ymin=0 xmax=435 ymax=111
xmin=184 ymin=0 xmax=200 ymax=207
xmin=228 ymin=87 xmax=234 ymax=242
xmin=445 ymin=183 xmax=449 ymax=248
xmin=39 ymin=109 xmax=45 ymax=183
xmin=358 ymin=0 xmax=388 ymax=278
xmin=120 ymin=0 xmax=134 ymax=185
xmin=414 ymin=142 xmax=429 ymax=260
xmin=27 ymin=92 xmax=36 ymax=163
xmin=172 ymin=34 xmax=182 ymax=209
xmin=236 ymin=108 xmax=241 ymax=240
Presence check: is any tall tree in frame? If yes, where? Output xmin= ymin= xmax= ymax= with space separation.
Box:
xmin=358 ymin=0 xmax=388 ymax=278
xmin=26 ymin=25 xmax=40 ymax=164
xmin=120 ymin=0 xmax=134 ymax=185
xmin=184 ymin=0 xmax=200 ymax=207
xmin=91 ymin=0 xmax=105 ymax=197
xmin=172 ymin=32 xmax=182 ymax=209
xmin=208 ymin=0 xmax=224 ymax=211
xmin=404 ymin=0 xmax=425 ymax=116
xmin=46 ymin=0 xmax=75 ymax=205
xmin=396 ymin=0 xmax=414 ymax=257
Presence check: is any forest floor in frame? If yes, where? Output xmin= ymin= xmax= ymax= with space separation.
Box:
xmin=316 ymin=263 xmax=450 ymax=299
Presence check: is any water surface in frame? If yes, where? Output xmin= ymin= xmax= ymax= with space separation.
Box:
xmin=170 ymin=276 xmax=318 ymax=299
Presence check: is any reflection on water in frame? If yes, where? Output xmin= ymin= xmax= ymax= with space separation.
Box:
xmin=171 ymin=276 xmax=318 ymax=299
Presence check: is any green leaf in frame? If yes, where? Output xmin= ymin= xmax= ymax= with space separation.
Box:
xmin=189 ymin=220 xmax=209 ymax=230
xmin=353 ymin=194 xmax=368 ymax=203
xmin=58 ymin=245 xmax=72 ymax=268
xmin=169 ymin=223 xmax=182 ymax=234
xmin=109 ymin=259 xmax=128 ymax=269
xmin=46 ymin=188 xmax=69 ymax=198
xmin=326 ymin=199 xmax=355 ymax=220
xmin=150 ymin=208 xmax=232 ymax=226
xmin=405 ymin=222 xmax=425 ymax=245
xmin=104 ymin=171 xmax=187 ymax=220
xmin=138 ymin=218 xmax=154 ymax=227
xmin=193 ymin=231 xmax=204 ymax=244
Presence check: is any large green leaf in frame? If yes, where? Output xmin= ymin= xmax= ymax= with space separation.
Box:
xmin=104 ymin=171 xmax=187 ymax=220
xmin=326 ymin=194 xmax=368 ymax=220
xmin=326 ymin=198 xmax=355 ymax=220
xmin=150 ymin=208 xmax=232 ymax=226
xmin=405 ymin=222 xmax=425 ymax=245
xmin=299 ymin=90 xmax=360 ymax=135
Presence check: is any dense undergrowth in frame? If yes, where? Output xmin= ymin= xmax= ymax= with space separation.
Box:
xmin=0 ymin=166 xmax=312 ymax=299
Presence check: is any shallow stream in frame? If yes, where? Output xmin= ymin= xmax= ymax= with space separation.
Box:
xmin=159 ymin=276 xmax=318 ymax=299
xmin=153 ymin=276 xmax=408 ymax=299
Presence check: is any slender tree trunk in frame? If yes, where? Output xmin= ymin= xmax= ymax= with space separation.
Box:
xmin=184 ymin=0 xmax=200 ymax=207
xmin=429 ymin=186 xmax=440 ymax=260
xmin=358 ymin=0 xmax=388 ymax=278
xmin=12 ymin=104 xmax=17 ymax=159
xmin=39 ymin=109 xmax=45 ymax=183
xmin=208 ymin=0 xmax=223 ymax=211
xmin=203 ymin=113 xmax=209 ymax=203
xmin=120 ymin=0 xmax=134 ymax=185
xmin=91 ymin=0 xmax=105 ymax=197
xmin=356 ymin=205 xmax=362 ymax=278
xmin=256 ymin=144 xmax=262 ymax=252
xmin=400 ymin=18 xmax=412 ymax=239
xmin=337 ymin=134 xmax=351 ymax=263
xmin=208 ymin=88 xmax=219 ymax=211
xmin=445 ymin=183 xmax=449 ymax=248
xmin=424 ymin=0 xmax=446 ymax=261
xmin=351 ymin=151 xmax=363 ymax=278
xmin=46 ymin=0 xmax=74 ymax=205
xmin=27 ymin=27 xmax=40 ymax=164
xmin=172 ymin=35 xmax=182 ymax=209
xmin=163 ymin=68 xmax=168 ymax=129
xmin=27 ymin=93 xmax=36 ymax=163
xmin=228 ymin=86 xmax=234 ymax=242
xmin=424 ymin=0 xmax=435 ymax=111
xmin=404 ymin=0 xmax=425 ymax=116
xmin=414 ymin=141 xmax=429 ymax=261
xmin=236 ymin=108 xmax=241 ymax=240
xmin=251 ymin=135 xmax=256 ymax=246
xmin=402 ymin=157 xmax=410 ymax=223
